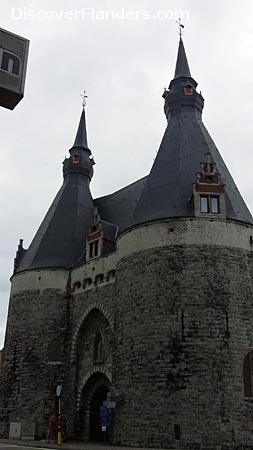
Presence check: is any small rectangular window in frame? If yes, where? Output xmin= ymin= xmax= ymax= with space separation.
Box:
xmin=184 ymin=86 xmax=193 ymax=95
xmin=200 ymin=196 xmax=209 ymax=213
xmin=73 ymin=155 xmax=80 ymax=163
xmin=174 ymin=424 xmax=180 ymax=440
xmin=88 ymin=240 xmax=99 ymax=259
xmin=211 ymin=196 xmax=219 ymax=214
xmin=89 ymin=242 xmax=94 ymax=258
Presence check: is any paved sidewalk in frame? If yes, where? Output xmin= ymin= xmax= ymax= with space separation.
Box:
xmin=0 ymin=439 xmax=166 ymax=450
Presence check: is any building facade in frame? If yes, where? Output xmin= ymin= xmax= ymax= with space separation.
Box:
xmin=1 ymin=37 xmax=253 ymax=449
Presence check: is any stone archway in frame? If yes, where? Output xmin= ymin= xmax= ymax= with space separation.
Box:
xmin=78 ymin=372 xmax=111 ymax=441
xmin=89 ymin=384 xmax=108 ymax=440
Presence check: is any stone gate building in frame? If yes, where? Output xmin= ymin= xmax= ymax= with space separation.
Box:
xmin=1 ymin=37 xmax=253 ymax=449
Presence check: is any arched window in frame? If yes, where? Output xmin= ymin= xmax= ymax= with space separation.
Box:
xmin=107 ymin=270 xmax=116 ymax=282
xmin=95 ymin=274 xmax=104 ymax=286
xmin=94 ymin=330 xmax=103 ymax=363
xmin=243 ymin=351 xmax=253 ymax=397
xmin=73 ymin=281 xmax=81 ymax=292
xmin=83 ymin=278 xmax=92 ymax=290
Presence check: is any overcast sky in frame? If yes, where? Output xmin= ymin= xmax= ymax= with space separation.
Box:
xmin=1 ymin=0 xmax=253 ymax=348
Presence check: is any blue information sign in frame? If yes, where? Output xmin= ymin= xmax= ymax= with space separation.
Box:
xmin=99 ymin=406 xmax=111 ymax=427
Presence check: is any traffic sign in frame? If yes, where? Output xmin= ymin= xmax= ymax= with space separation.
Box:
xmin=56 ymin=385 xmax=62 ymax=397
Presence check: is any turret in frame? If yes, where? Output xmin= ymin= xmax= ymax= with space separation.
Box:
xmin=63 ymin=108 xmax=95 ymax=180
xmin=16 ymin=107 xmax=95 ymax=271
xmin=132 ymin=36 xmax=252 ymax=227
xmin=162 ymin=37 xmax=204 ymax=118
xmin=113 ymin=35 xmax=253 ymax=449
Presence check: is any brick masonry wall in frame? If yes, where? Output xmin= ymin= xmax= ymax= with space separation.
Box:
xmin=113 ymin=244 xmax=253 ymax=449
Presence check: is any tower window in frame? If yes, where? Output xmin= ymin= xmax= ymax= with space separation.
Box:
xmin=210 ymin=196 xmax=219 ymax=213
xmin=89 ymin=240 xmax=99 ymax=259
xmin=94 ymin=330 xmax=103 ymax=363
xmin=184 ymin=86 xmax=193 ymax=95
xmin=200 ymin=196 xmax=209 ymax=213
xmin=73 ymin=281 xmax=81 ymax=292
xmin=200 ymin=195 xmax=219 ymax=214
xmin=73 ymin=155 xmax=80 ymax=163
xmin=174 ymin=424 xmax=181 ymax=440
xmin=83 ymin=277 xmax=92 ymax=289
xmin=107 ymin=270 xmax=116 ymax=282
xmin=95 ymin=273 xmax=104 ymax=286
xmin=243 ymin=352 xmax=253 ymax=397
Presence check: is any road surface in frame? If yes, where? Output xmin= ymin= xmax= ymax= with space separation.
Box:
xmin=0 ymin=445 xmax=52 ymax=450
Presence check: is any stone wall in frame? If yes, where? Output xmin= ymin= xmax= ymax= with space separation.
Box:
xmin=2 ymin=217 xmax=253 ymax=448
xmin=0 ymin=255 xmax=117 ymax=439
xmin=0 ymin=269 xmax=70 ymax=437
xmin=113 ymin=241 xmax=253 ymax=449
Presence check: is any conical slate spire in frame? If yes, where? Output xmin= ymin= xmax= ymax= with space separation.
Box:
xmin=16 ymin=108 xmax=94 ymax=272
xmin=174 ymin=37 xmax=191 ymax=79
xmin=73 ymin=107 xmax=89 ymax=149
xmin=131 ymin=37 xmax=253 ymax=227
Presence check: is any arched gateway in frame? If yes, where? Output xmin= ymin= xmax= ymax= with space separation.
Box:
xmin=78 ymin=372 xmax=111 ymax=441
xmin=73 ymin=306 xmax=113 ymax=440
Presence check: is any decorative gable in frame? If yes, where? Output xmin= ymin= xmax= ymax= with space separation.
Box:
xmin=86 ymin=208 xmax=118 ymax=261
xmin=192 ymin=154 xmax=226 ymax=218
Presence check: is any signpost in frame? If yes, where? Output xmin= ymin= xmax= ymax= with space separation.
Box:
xmin=56 ymin=385 xmax=62 ymax=446
xmin=0 ymin=27 xmax=29 ymax=110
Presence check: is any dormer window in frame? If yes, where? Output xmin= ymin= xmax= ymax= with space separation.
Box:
xmin=184 ymin=85 xmax=193 ymax=95
xmin=200 ymin=196 xmax=208 ymax=213
xmin=73 ymin=155 xmax=80 ymax=163
xmin=193 ymin=156 xmax=225 ymax=218
xmin=89 ymin=240 xmax=99 ymax=259
xmin=200 ymin=195 xmax=219 ymax=214
xmin=211 ymin=196 xmax=219 ymax=214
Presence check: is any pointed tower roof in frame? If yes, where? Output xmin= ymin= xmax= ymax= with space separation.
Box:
xmin=17 ymin=109 xmax=94 ymax=272
xmin=73 ymin=107 xmax=89 ymax=149
xmin=174 ymin=37 xmax=191 ymax=78
xmin=132 ymin=37 xmax=253 ymax=227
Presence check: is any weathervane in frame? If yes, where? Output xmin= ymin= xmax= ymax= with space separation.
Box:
xmin=176 ymin=18 xmax=184 ymax=37
xmin=81 ymin=90 xmax=88 ymax=108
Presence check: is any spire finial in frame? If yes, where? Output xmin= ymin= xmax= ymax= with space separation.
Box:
xmin=176 ymin=18 xmax=184 ymax=38
xmin=173 ymin=30 xmax=191 ymax=79
xmin=81 ymin=90 xmax=88 ymax=108
xmin=72 ymin=106 xmax=89 ymax=150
